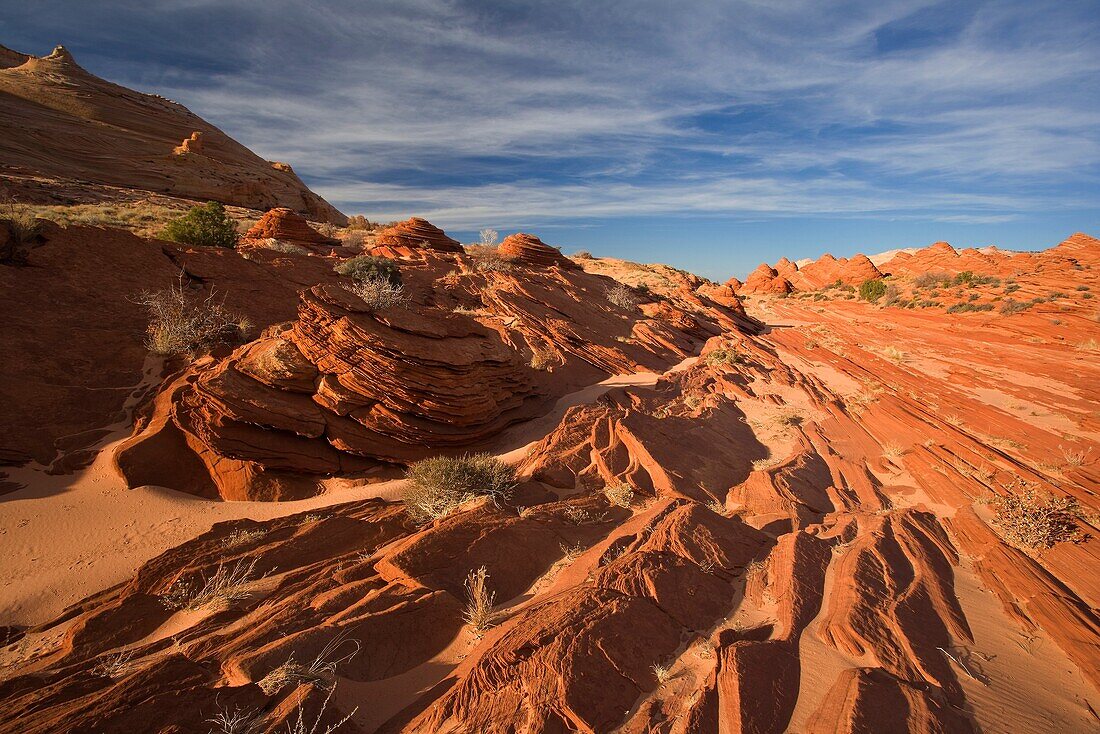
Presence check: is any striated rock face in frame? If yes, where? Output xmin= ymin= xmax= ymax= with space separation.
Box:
xmin=242 ymin=207 xmax=335 ymax=248
xmin=370 ymin=217 xmax=463 ymax=256
xmin=740 ymin=264 xmax=793 ymax=294
xmin=0 ymin=44 xmax=345 ymax=223
xmin=739 ymin=253 xmax=882 ymax=293
xmin=498 ymin=232 xmax=579 ymax=269
xmin=114 ymin=246 xmax=747 ymax=500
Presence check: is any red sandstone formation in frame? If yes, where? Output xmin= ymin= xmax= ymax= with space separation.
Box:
xmin=736 ymin=253 xmax=882 ymax=293
xmin=172 ymin=131 xmax=203 ymax=156
xmin=497 ymin=232 xmax=580 ymax=269
xmin=369 ymin=217 xmax=463 ymax=257
xmin=1 ymin=220 xmax=1098 ymax=734
xmin=242 ymin=207 xmax=336 ymax=249
xmin=0 ymin=45 xmax=345 ymax=223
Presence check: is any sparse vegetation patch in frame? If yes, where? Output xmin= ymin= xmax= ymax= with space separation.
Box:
xmin=403 ymin=453 xmax=517 ymax=523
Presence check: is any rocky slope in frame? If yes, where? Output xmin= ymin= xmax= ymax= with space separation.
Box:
xmin=0 ymin=45 xmax=344 ymax=223
xmin=0 ymin=225 xmax=1097 ymax=733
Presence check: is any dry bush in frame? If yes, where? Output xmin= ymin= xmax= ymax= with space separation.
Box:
xmin=603 ymin=481 xmax=635 ymax=508
xmin=260 ymin=237 xmax=310 ymax=255
xmin=160 ymin=558 xmax=259 ymax=611
xmin=466 ymin=245 xmax=515 ymax=273
xmin=91 ymin=649 xmax=135 ymax=679
xmin=652 ymin=662 xmax=673 ymax=684
xmin=347 ymin=275 xmax=408 ymax=311
xmin=285 ymin=685 xmax=358 ymax=734
xmin=705 ymin=347 xmax=741 ymax=366
xmin=345 ymin=214 xmax=372 ymax=230
xmin=529 ymin=347 xmax=556 ymax=371
xmin=881 ymin=442 xmax=906 ymax=458
xmin=1060 ymin=445 xmax=1092 ymax=466
xmin=206 ymin=705 xmax=257 ymax=734
xmin=572 ymin=250 xmax=593 ymax=260
xmin=463 ymin=566 xmax=497 ymax=633
xmin=403 ymin=453 xmax=517 ymax=523
xmin=223 ymin=528 xmax=266 ymax=549
xmin=1 ymin=196 xmax=45 ymax=264
xmin=606 ymin=283 xmax=639 ymax=309
xmin=340 ymin=230 xmax=365 ymax=249
xmin=706 ymin=499 xmax=726 ymax=515
xmin=559 ymin=541 xmax=585 ymax=561
xmin=988 ymin=482 xmax=1084 ymax=551
xmin=1076 ymin=338 xmax=1100 ymax=352
xmin=751 ymin=457 xmax=779 ymax=471
xmin=479 ymin=228 xmax=499 ymax=247
xmin=880 ymin=346 xmax=907 ymax=363
xmin=136 ymin=278 xmax=250 ymax=356
xmin=258 ymin=633 xmax=361 ymax=695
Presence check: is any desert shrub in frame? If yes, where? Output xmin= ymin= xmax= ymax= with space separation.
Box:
xmin=479 ymin=228 xmax=499 ymax=247
xmin=882 ymin=284 xmax=901 ymax=307
xmin=606 ymin=283 xmax=640 ymax=308
xmin=258 ymin=633 xmax=360 ymax=695
xmin=160 ymin=202 xmax=239 ymax=248
xmin=465 ymin=244 xmax=515 ymax=273
xmin=345 ymin=214 xmax=371 ymax=230
xmin=259 ymin=238 xmax=310 ymax=255
xmin=334 ymin=255 xmax=400 ymax=285
xmin=705 ymin=347 xmax=741 ymax=366
xmin=1004 ymin=283 xmax=1020 ymax=294
xmin=572 ymin=250 xmax=594 ymax=259
xmin=1000 ymin=298 xmax=1033 ymax=315
xmin=988 ymin=483 xmax=1083 ymax=551
xmin=946 ymin=302 xmax=994 ymax=313
xmin=913 ymin=271 xmax=952 ymax=289
xmin=340 ymin=230 xmax=365 ymax=249
xmin=347 ymin=276 xmax=407 ymax=311
xmin=858 ymin=278 xmax=886 ymax=302
xmin=1077 ymin=285 xmax=1091 ymax=291
xmin=136 ymin=280 xmax=250 ymax=356
xmin=603 ymin=481 xmax=635 ymax=508
xmin=0 ymin=199 xmax=44 ymax=265
xmin=403 ymin=453 xmax=517 ymax=523
xmin=529 ymin=347 xmax=556 ymax=371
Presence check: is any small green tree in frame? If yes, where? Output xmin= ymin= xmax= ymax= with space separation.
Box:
xmin=859 ymin=278 xmax=886 ymax=302
xmin=160 ymin=202 xmax=239 ymax=248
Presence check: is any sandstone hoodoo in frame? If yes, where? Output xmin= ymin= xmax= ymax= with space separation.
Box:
xmin=498 ymin=232 xmax=580 ymax=269
xmin=242 ymin=207 xmax=337 ymax=249
xmin=370 ymin=216 xmax=464 ymax=256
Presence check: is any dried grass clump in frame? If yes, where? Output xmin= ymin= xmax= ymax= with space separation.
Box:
xmin=223 ymin=528 xmax=266 ymax=549
xmin=284 ymin=685 xmax=358 ymax=734
xmin=606 ymin=283 xmax=640 ymax=309
xmin=1 ymin=196 xmax=44 ymax=264
xmin=403 ymin=453 xmax=517 ymax=523
xmin=652 ymin=661 xmax=674 ymax=684
xmin=1060 ymin=445 xmax=1092 ymax=467
xmin=160 ymin=558 xmax=259 ymax=611
xmin=603 ymin=481 xmax=635 ymax=508
xmin=572 ymin=250 xmax=594 ymax=260
xmin=91 ymin=649 xmax=135 ymax=679
xmin=258 ymin=633 xmax=361 ymax=695
xmin=529 ymin=346 xmax=557 ymax=371
xmin=260 ymin=238 xmax=310 ymax=255
xmin=136 ymin=278 xmax=250 ymax=356
xmin=881 ymin=442 xmax=906 ymax=458
xmin=347 ymin=275 xmax=408 ymax=311
xmin=988 ymin=482 xmax=1084 ymax=551
xmin=1075 ymin=338 xmax=1100 ymax=352
xmin=463 ymin=566 xmax=497 ymax=634
xmin=880 ymin=346 xmax=907 ymax=363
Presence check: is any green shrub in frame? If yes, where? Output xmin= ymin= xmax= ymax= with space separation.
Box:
xmin=859 ymin=279 xmax=887 ymax=302
xmin=160 ymin=202 xmax=239 ymax=248
xmin=404 ymin=453 xmax=517 ymax=523
xmin=334 ymin=255 xmax=400 ymax=285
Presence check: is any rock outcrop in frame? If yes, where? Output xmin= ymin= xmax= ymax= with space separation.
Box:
xmin=0 ymin=44 xmax=345 ymax=223
xmin=370 ymin=217 xmax=463 ymax=256
xmin=498 ymin=232 xmax=579 ymax=269
xmin=242 ymin=207 xmax=336 ymax=249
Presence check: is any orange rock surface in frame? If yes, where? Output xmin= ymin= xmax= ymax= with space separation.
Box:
xmin=242 ymin=207 xmax=336 ymax=248
xmin=1 ymin=223 xmax=1098 ymax=734
xmin=497 ymin=232 xmax=579 ymax=268
xmin=369 ymin=216 xmax=463 ymax=256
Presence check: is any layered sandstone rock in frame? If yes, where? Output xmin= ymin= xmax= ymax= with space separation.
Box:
xmin=242 ymin=207 xmax=335 ymax=249
xmin=497 ymin=232 xmax=579 ymax=268
xmin=0 ymin=44 xmax=345 ymax=223
xmin=370 ymin=216 xmax=463 ymax=256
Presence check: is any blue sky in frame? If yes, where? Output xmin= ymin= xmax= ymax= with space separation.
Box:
xmin=3 ymin=0 xmax=1099 ymax=279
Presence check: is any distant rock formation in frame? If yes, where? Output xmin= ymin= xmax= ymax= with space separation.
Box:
xmin=0 ymin=44 xmax=346 ymax=224
xmin=243 ymin=207 xmax=335 ymax=249
xmin=173 ymin=131 xmax=204 ymax=155
xmin=498 ymin=233 xmax=580 ymax=269
xmin=370 ymin=217 xmax=463 ymax=257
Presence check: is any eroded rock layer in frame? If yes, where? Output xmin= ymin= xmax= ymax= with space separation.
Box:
xmin=370 ymin=217 xmax=463 ymax=255
xmin=243 ymin=208 xmax=336 ymax=248
xmin=498 ymin=232 xmax=579 ymax=269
